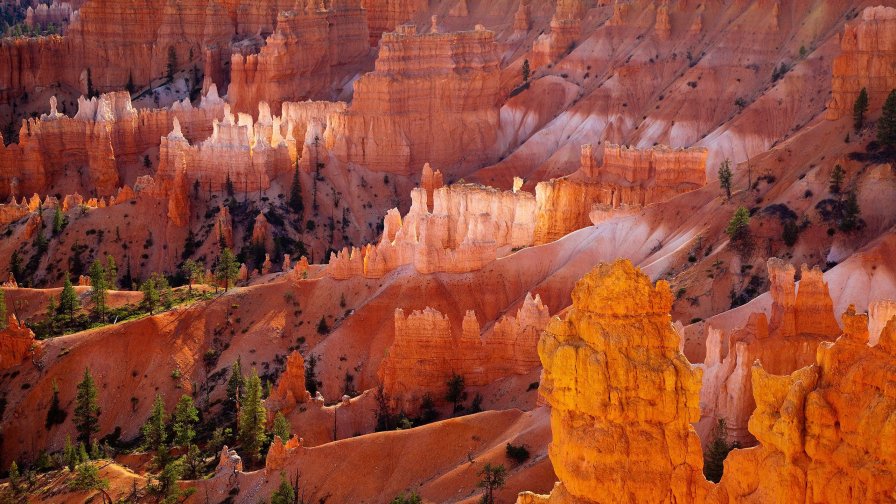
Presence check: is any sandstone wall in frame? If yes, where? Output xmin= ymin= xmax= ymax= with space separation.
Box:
xmin=532 ymin=143 xmax=707 ymax=244
xmin=360 ymin=0 xmax=427 ymax=46
xmin=378 ymin=293 xmax=550 ymax=412
xmin=827 ymin=6 xmax=896 ymax=120
xmin=327 ymin=24 xmax=502 ymax=176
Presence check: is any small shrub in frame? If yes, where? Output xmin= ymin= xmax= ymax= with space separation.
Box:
xmin=505 ymin=443 xmax=530 ymax=464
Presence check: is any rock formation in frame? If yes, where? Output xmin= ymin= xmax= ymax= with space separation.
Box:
xmin=360 ymin=0 xmax=426 ymax=46
xmin=528 ymin=259 xmax=710 ymax=503
xmin=530 ymin=0 xmax=586 ymax=68
xmin=533 ymin=143 xmax=707 ymax=244
xmin=328 ymin=183 xmax=536 ymax=279
xmin=827 ymin=6 xmax=896 ymax=120
xmin=266 ymin=351 xmax=312 ymax=415
xmin=699 ymin=259 xmax=842 ymax=445
xmin=327 ymin=24 xmax=501 ymax=175
xmin=265 ymin=435 xmax=302 ymax=475
xmin=0 ymin=315 xmax=38 ymax=370
xmin=378 ymin=293 xmax=550 ymax=412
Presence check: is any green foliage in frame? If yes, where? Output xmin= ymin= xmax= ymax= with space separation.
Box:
xmin=226 ymin=358 xmax=244 ymax=413
xmin=59 ymin=274 xmax=80 ymax=321
xmin=853 ymin=87 xmax=869 ymax=132
xmin=271 ymin=473 xmax=297 ymax=504
xmin=272 ymin=411 xmax=291 ymax=443
xmin=289 ymin=163 xmax=304 ymax=217
xmin=141 ymin=272 xmax=171 ymax=314
xmin=64 ymin=435 xmax=82 ymax=471
xmin=718 ymin=159 xmax=732 ymax=200
xmin=183 ymin=443 xmax=203 ymax=480
xmin=446 ymin=373 xmax=466 ymax=413
xmin=838 ymin=191 xmax=862 ymax=233
xmin=182 ymin=259 xmax=204 ymax=292
xmin=237 ymin=369 xmax=267 ymax=462
xmin=521 ymin=58 xmax=530 ymax=82
xmin=53 ymin=205 xmax=66 ymax=234
xmin=104 ymin=255 xmax=118 ymax=290
xmin=70 ymin=462 xmax=109 ymax=491
xmin=74 ymin=368 xmax=100 ymax=445
xmin=8 ymin=461 xmax=20 ymax=494
xmin=725 ymin=207 xmax=752 ymax=255
xmin=477 ymin=463 xmax=507 ymax=504
xmin=88 ymin=260 xmax=108 ymax=321
xmin=152 ymin=457 xmax=194 ymax=503
xmin=304 ymin=354 xmax=320 ymax=397
xmin=225 ymin=172 xmax=235 ymax=198
xmin=172 ymin=395 xmax=198 ymax=448
xmin=390 ymin=491 xmax=423 ymax=504
xmin=878 ymin=89 xmax=896 ymax=148
xmin=829 ymin=164 xmax=845 ymax=195
xmin=142 ymin=394 xmax=168 ymax=455
xmin=505 ymin=443 xmax=530 ymax=464
xmin=216 ymin=248 xmax=239 ymax=291
xmin=209 ymin=427 xmax=232 ymax=454
xmin=703 ymin=418 xmax=733 ymax=483
xmin=782 ymin=219 xmax=799 ymax=247
xmin=45 ymin=378 xmax=67 ymax=429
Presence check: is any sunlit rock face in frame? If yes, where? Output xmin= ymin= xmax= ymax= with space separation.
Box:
xmin=533 ymin=259 xmax=710 ymax=503
xmin=827 ymin=6 xmax=896 ymax=120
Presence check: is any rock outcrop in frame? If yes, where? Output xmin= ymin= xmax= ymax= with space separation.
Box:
xmin=827 ymin=6 xmax=896 ymax=120
xmin=327 ymin=24 xmax=501 ymax=176
xmin=533 ymin=143 xmax=707 ymax=244
xmin=530 ymin=259 xmax=710 ymax=503
xmin=378 ymin=293 xmax=550 ymax=412
xmin=264 ymin=435 xmax=302 ymax=475
xmin=266 ymin=351 xmax=312 ymax=415
xmin=530 ymin=0 xmax=586 ymax=68
xmin=328 ymin=183 xmax=535 ymax=279
xmin=360 ymin=0 xmax=426 ymax=46
xmin=0 ymin=315 xmax=38 ymax=370
xmin=699 ymin=259 xmax=842 ymax=445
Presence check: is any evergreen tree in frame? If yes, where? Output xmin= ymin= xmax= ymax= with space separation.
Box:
xmin=45 ymin=378 xmax=67 ymax=429
xmin=104 ymin=255 xmax=118 ymax=290
xmin=216 ymin=247 xmax=239 ymax=291
xmin=172 ymin=395 xmax=198 ymax=448
xmin=878 ymin=89 xmax=896 ymax=148
xmin=522 ymin=58 xmax=530 ymax=83
xmin=9 ymin=251 xmax=22 ymax=284
xmin=225 ymin=172 xmax=235 ymax=199
xmin=446 ymin=373 xmax=466 ymax=413
xmin=183 ymin=443 xmax=203 ymax=480
xmin=718 ymin=159 xmax=732 ymax=200
xmin=52 ymin=205 xmax=65 ymax=234
xmin=88 ymin=260 xmax=108 ymax=321
xmin=141 ymin=275 xmax=159 ymax=314
xmin=59 ymin=273 xmax=80 ymax=322
xmin=70 ymin=461 xmax=109 ymax=492
xmin=829 ymin=164 xmax=845 ymax=195
xmin=289 ymin=162 xmax=304 ymax=216
xmin=74 ymin=368 xmax=100 ymax=445
xmin=725 ymin=207 xmax=752 ymax=254
xmin=304 ymin=354 xmax=319 ymax=396
xmin=182 ymin=259 xmax=203 ymax=294
xmin=853 ymin=87 xmax=869 ymax=132
xmin=390 ymin=492 xmax=423 ymax=504
xmin=271 ymin=473 xmax=297 ymax=504
xmin=8 ymin=461 xmax=20 ymax=494
xmin=64 ymin=435 xmax=79 ymax=470
xmin=272 ymin=411 xmax=291 ymax=442
xmin=477 ymin=463 xmax=507 ymax=504
xmin=141 ymin=394 xmax=168 ymax=455
xmin=839 ymin=191 xmax=862 ymax=232
xmin=703 ymin=419 xmax=733 ymax=483
xmin=226 ymin=358 xmax=244 ymax=414
xmin=237 ymin=369 xmax=267 ymax=462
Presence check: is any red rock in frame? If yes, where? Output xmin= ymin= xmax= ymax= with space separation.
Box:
xmin=267 ymin=351 xmax=312 ymax=416
xmin=0 ymin=315 xmax=38 ymax=370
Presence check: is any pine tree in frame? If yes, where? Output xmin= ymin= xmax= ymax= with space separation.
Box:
xmin=272 ymin=411 xmax=291 ymax=442
xmin=141 ymin=275 xmax=159 ymax=314
xmin=74 ymin=368 xmax=100 ymax=445
xmin=271 ymin=473 xmax=297 ymax=504
xmin=59 ymin=273 xmax=80 ymax=322
xmin=216 ymin=248 xmax=239 ymax=291
xmin=853 ymin=87 xmax=869 ymax=132
xmin=829 ymin=164 xmax=845 ymax=195
xmin=225 ymin=172 xmax=235 ymax=199
xmin=703 ymin=419 xmax=732 ymax=483
xmin=172 ymin=395 xmax=198 ymax=448
xmin=8 ymin=461 xmax=20 ymax=494
xmin=289 ymin=162 xmax=304 ymax=217
xmin=104 ymin=255 xmax=118 ymax=290
xmin=226 ymin=358 xmax=244 ymax=415
xmin=839 ymin=191 xmax=862 ymax=232
xmin=237 ymin=369 xmax=267 ymax=462
xmin=718 ymin=159 xmax=732 ymax=200
xmin=522 ymin=58 xmax=530 ymax=83
xmin=446 ymin=373 xmax=466 ymax=413
xmin=725 ymin=207 xmax=752 ymax=255
xmin=142 ymin=394 xmax=168 ymax=455
xmin=45 ymin=378 xmax=67 ymax=429
xmin=878 ymin=89 xmax=896 ymax=148
xmin=88 ymin=260 xmax=108 ymax=321
xmin=182 ymin=259 xmax=203 ymax=294
xmin=64 ymin=435 xmax=79 ymax=470
xmin=477 ymin=463 xmax=507 ymax=504
xmin=53 ymin=205 xmax=65 ymax=234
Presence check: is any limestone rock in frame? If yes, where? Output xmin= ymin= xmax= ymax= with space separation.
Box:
xmin=265 ymin=435 xmax=302 ymax=475
xmin=266 ymin=351 xmax=312 ymax=415
xmin=214 ymin=446 xmax=243 ymax=476
xmin=0 ymin=316 xmax=37 ymax=370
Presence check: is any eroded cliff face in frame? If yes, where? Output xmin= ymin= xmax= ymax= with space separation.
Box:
xmin=328 ymin=181 xmax=536 ymax=278
xmin=327 ymin=23 xmax=502 ymax=176
xmin=360 ymin=0 xmax=426 ymax=46
xmin=699 ymin=258 xmax=842 ymax=445
xmin=827 ymin=6 xmax=896 ymax=120
xmin=532 ymin=143 xmax=707 ymax=244
xmin=378 ymin=292 xmax=550 ymax=412
xmin=0 ymin=315 xmax=38 ymax=370
xmin=266 ymin=351 xmax=311 ymax=416
xmin=532 ymin=259 xmax=710 ymax=503
xmin=0 ymin=90 xmax=225 ymax=200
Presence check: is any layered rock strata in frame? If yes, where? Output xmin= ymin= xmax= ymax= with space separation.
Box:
xmin=533 ymin=143 xmax=708 ymax=244
xmin=378 ymin=292 xmax=550 ymax=412
xmin=266 ymin=351 xmax=312 ymax=416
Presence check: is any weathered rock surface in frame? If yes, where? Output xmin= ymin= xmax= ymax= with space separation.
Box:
xmin=0 ymin=315 xmax=38 ymax=370
xmin=266 ymin=351 xmax=311 ymax=415
xmin=378 ymin=292 xmax=550 ymax=412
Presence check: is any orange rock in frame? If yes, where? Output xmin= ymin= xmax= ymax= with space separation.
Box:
xmin=214 ymin=205 xmax=233 ymax=249
xmin=267 ymin=351 xmax=312 ymax=416
xmin=264 ymin=435 xmax=302 ymax=475
xmin=360 ymin=0 xmax=426 ymax=46
xmin=0 ymin=315 xmax=38 ymax=370
xmin=827 ymin=6 xmax=896 ymax=120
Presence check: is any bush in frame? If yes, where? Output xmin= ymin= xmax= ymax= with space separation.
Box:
xmin=505 ymin=443 xmax=530 ymax=464
xmin=782 ymin=220 xmax=799 ymax=247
